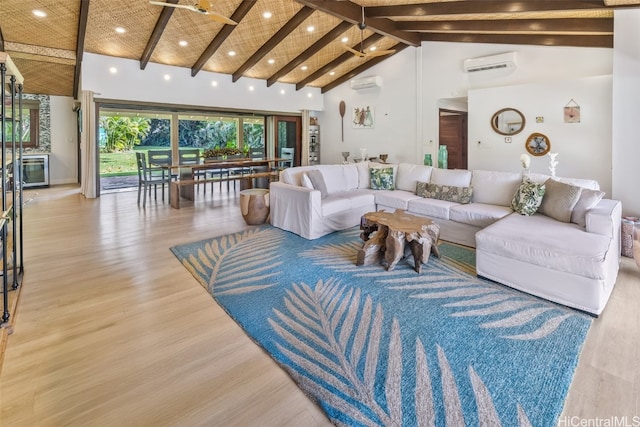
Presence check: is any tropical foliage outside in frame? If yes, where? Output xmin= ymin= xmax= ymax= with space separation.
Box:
xmin=99 ymin=115 xmax=265 ymax=176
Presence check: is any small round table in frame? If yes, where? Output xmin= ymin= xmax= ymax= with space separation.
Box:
xmin=239 ymin=189 xmax=270 ymax=225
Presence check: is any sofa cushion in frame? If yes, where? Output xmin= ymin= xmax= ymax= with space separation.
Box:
xmin=321 ymin=191 xmax=375 ymax=217
xmin=356 ymin=161 xmax=371 ymax=189
xmin=407 ymin=197 xmax=457 ymax=220
xmin=321 ymin=195 xmax=352 ymax=216
xmin=476 ymin=213 xmax=612 ymax=279
xmin=538 ymin=179 xmax=582 ymax=223
xmin=280 ymin=165 xmax=317 ymax=186
xmin=307 ymin=169 xmax=328 ymax=198
xmin=301 ymin=173 xmax=314 ymax=189
xmin=420 ymin=183 xmax=473 ymax=204
xmin=471 ymin=170 xmax=522 ymax=207
xmin=430 ymin=168 xmax=472 ymax=187
xmin=525 ymin=172 xmax=600 ymax=191
xmin=375 ymin=190 xmax=421 ymax=210
xmin=317 ymin=164 xmax=359 ymax=194
xmin=370 ymin=167 xmax=395 ymax=190
xmin=450 ymin=203 xmax=513 ymax=228
xmin=511 ymin=178 xmax=545 ymax=216
xmin=396 ymin=163 xmax=433 ymax=192
xmin=571 ymin=188 xmax=605 ymax=227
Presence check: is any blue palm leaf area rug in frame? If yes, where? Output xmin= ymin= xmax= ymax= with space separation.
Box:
xmin=171 ymin=226 xmax=591 ymax=427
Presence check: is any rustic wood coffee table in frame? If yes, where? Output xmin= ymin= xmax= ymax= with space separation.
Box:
xmin=356 ymin=209 xmax=440 ymax=273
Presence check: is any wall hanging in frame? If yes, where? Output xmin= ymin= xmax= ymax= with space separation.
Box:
xmin=352 ymin=106 xmax=374 ymax=129
xmin=564 ymin=99 xmax=580 ymax=123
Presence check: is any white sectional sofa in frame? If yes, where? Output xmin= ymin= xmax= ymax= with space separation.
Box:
xmin=269 ymin=162 xmax=621 ymax=315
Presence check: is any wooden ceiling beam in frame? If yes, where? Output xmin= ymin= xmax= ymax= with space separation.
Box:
xmin=267 ymin=21 xmax=352 ymax=87
xmin=420 ymin=32 xmax=613 ymax=48
xmin=398 ymin=18 xmax=613 ymax=33
xmin=232 ymin=6 xmax=315 ymax=82
xmin=140 ymin=0 xmax=178 ymax=71
xmin=321 ymin=43 xmax=409 ymax=93
xmin=73 ymin=0 xmax=90 ymax=99
xmin=296 ymin=33 xmax=384 ymax=90
xmin=191 ymin=0 xmax=256 ymax=77
xmin=367 ymin=1 xmax=608 ymax=17
xmin=295 ymin=0 xmax=421 ymax=47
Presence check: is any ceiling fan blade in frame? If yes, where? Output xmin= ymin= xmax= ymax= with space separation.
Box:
xmin=205 ymin=11 xmax=238 ymax=25
xmin=343 ymin=45 xmax=366 ymax=58
xmin=149 ymin=1 xmax=197 ymax=12
xmin=367 ymin=49 xmax=396 ymax=57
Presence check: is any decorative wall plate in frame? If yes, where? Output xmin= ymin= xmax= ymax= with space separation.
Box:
xmin=525 ymin=132 xmax=550 ymax=156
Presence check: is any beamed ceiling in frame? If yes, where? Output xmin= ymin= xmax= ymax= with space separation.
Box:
xmin=0 ymin=0 xmax=637 ymax=98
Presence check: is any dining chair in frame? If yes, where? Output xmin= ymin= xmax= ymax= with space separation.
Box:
xmin=280 ymin=147 xmax=294 ymax=169
xmin=179 ymin=148 xmax=209 ymax=192
xmin=147 ymin=149 xmax=175 ymax=181
xmin=136 ymin=152 xmax=171 ymax=207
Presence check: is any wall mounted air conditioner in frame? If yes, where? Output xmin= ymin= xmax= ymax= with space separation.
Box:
xmin=463 ymin=52 xmax=517 ymax=73
xmin=350 ymin=76 xmax=383 ymax=90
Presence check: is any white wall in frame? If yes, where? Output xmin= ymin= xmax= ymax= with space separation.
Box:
xmin=612 ymin=9 xmax=640 ymax=216
xmin=81 ymin=53 xmax=323 ymax=113
xmin=468 ymin=76 xmax=613 ymax=195
xmin=49 ymin=96 xmax=78 ymax=185
xmin=317 ymin=47 xmax=419 ymax=165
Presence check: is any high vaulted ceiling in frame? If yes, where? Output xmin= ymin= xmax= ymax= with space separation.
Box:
xmin=0 ymin=0 xmax=636 ymax=98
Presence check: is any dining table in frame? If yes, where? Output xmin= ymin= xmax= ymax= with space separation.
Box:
xmin=163 ymin=157 xmax=288 ymax=209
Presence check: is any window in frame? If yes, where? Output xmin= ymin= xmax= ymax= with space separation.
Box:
xmin=1 ymin=101 xmax=39 ymax=148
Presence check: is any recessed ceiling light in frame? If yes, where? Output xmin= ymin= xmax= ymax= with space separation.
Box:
xmin=267 ymin=59 xmax=275 ymax=64
xmin=32 ymin=10 xmax=47 ymax=18
xmin=307 ymin=93 xmax=313 ymax=98
xmin=115 ymin=27 xmax=126 ymax=34
xmin=109 ymin=67 xmax=118 ymax=74
xmin=249 ymin=86 xmax=255 ymax=91
xmin=211 ymin=81 xmax=218 ymax=87
xmin=306 ymin=26 xmax=315 ymax=33
xmin=228 ymin=51 xmax=236 ymax=56
xmin=280 ymin=89 xmax=285 ymax=95
xmin=370 ymin=46 xmax=377 ymax=51
xmin=263 ymin=11 xmax=272 ymax=19
xmin=341 ymin=37 xmax=349 ymax=43
xmin=301 ymin=65 xmax=308 ymax=71
xmin=179 ymin=40 xmax=188 ymax=47
xmin=329 ymin=71 xmax=335 ymax=76
xmin=164 ymin=74 xmax=171 ymax=81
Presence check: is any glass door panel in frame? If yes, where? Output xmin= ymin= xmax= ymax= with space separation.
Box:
xmin=274 ymin=116 xmax=301 ymax=166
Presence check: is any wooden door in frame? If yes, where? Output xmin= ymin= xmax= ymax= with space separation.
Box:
xmin=274 ymin=116 xmax=301 ymax=166
xmin=439 ymin=109 xmax=468 ymax=170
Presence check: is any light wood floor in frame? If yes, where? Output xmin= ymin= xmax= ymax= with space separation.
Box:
xmin=0 ymin=184 xmax=638 ymax=426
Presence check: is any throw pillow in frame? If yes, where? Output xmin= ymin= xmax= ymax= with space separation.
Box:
xmin=570 ymin=188 xmax=605 ymax=227
xmin=420 ymin=183 xmax=473 ymax=204
xmin=511 ymin=178 xmax=546 ymax=216
xmin=370 ymin=167 xmax=395 ymax=190
xmin=538 ymin=178 xmax=582 ymax=223
xmin=306 ymin=169 xmax=328 ymax=199
xmin=301 ymin=172 xmax=314 ymax=189
xmin=416 ymin=181 xmax=429 ymax=197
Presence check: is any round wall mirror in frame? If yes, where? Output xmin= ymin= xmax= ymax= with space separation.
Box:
xmin=491 ymin=108 xmax=525 ymax=135
xmin=525 ymin=132 xmax=551 ymax=156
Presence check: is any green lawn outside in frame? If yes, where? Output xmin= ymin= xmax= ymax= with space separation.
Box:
xmin=100 ymin=146 xmax=171 ymax=176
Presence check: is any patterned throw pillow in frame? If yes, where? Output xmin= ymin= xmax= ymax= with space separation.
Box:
xmin=417 ymin=182 xmax=473 ymax=204
xmin=511 ymin=178 xmax=546 ymax=216
xmin=370 ymin=167 xmax=395 ymax=190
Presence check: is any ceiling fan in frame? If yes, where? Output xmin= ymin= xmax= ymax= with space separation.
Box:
xmin=149 ymin=0 xmax=237 ymax=25
xmin=344 ymin=6 xmax=395 ymax=58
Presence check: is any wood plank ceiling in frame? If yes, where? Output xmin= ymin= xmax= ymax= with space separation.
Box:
xmin=0 ymin=0 xmax=634 ymax=98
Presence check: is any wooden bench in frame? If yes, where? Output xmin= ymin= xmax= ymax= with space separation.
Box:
xmin=170 ymin=171 xmax=278 ymax=209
